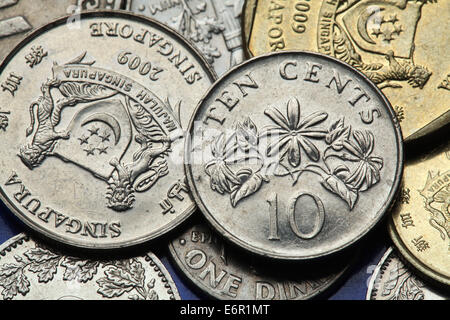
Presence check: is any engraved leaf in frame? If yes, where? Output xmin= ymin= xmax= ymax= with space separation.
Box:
xmin=15 ymin=272 xmax=30 ymax=296
xmin=28 ymin=258 xmax=60 ymax=283
xmin=97 ymin=277 xmax=134 ymax=298
xmin=96 ymin=262 xmax=144 ymax=298
xmin=24 ymin=247 xmax=59 ymax=263
xmin=125 ymin=259 xmax=145 ymax=285
xmin=61 ymin=257 xmax=99 ymax=283
xmin=230 ymin=170 xmax=264 ymax=207
xmin=0 ymin=266 xmax=30 ymax=300
xmin=321 ymin=172 xmax=358 ymax=210
xmin=325 ymin=117 xmax=351 ymax=150
xmin=103 ymin=265 xmax=139 ymax=288
xmin=0 ymin=263 xmax=22 ymax=279
xmin=387 ymin=271 xmax=425 ymax=301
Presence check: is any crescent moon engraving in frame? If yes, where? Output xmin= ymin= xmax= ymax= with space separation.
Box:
xmin=357 ymin=6 xmax=385 ymax=45
xmin=82 ymin=112 xmax=121 ymax=145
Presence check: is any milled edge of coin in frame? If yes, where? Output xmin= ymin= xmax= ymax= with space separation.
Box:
xmin=0 ymin=232 xmax=181 ymax=300
xmin=144 ymin=251 xmax=181 ymax=300
xmin=0 ymin=232 xmax=30 ymax=258
xmin=167 ymin=224 xmax=354 ymax=300
xmin=0 ymin=10 xmax=217 ymax=250
xmin=242 ymin=0 xmax=257 ymax=59
xmin=184 ymin=50 xmax=404 ymax=260
xmin=365 ymin=246 xmax=394 ymax=300
xmin=388 ymin=216 xmax=450 ymax=287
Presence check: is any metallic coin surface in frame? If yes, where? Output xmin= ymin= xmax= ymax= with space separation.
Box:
xmin=388 ymin=139 xmax=450 ymax=286
xmin=367 ymin=247 xmax=448 ymax=300
xmin=129 ymin=0 xmax=246 ymax=75
xmin=243 ymin=0 xmax=450 ymax=142
xmin=0 ymin=11 xmax=215 ymax=249
xmin=185 ymin=51 xmax=403 ymax=260
xmin=169 ymin=221 xmax=351 ymax=300
xmin=0 ymin=233 xmax=180 ymax=300
xmin=0 ymin=0 xmax=131 ymax=62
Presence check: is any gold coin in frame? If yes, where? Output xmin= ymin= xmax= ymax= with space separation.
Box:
xmin=388 ymin=139 xmax=450 ymax=287
xmin=243 ymin=0 xmax=450 ymax=142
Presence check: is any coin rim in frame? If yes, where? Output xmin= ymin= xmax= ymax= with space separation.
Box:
xmin=241 ymin=0 xmax=257 ymax=59
xmin=184 ymin=50 xmax=404 ymax=260
xmin=388 ymin=216 xmax=450 ymax=286
xmin=365 ymin=246 xmax=394 ymax=300
xmin=0 ymin=10 xmax=217 ymax=250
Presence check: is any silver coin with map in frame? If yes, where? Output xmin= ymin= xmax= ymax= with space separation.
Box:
xmin=169 ymin=221 xmax=352 ymax=300
xmin=0 ymin=233 xmax=180 ymax=300
xmin=0 ymin=11 xmax=215 ymax=249
xmin=185 ymin=51 xmax=403 ymax=260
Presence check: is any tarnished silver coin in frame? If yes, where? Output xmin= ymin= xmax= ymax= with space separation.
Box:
xmin=185 ymin=51 xmax=403 ymax=260
xmin=0 ymin=11 xmax=215 ymax=249
xmin=129 ymin=0 xmax=245 ymax=75
xmin=0 ymin=233 xmax=180 ymax=300
xmin=0 ymin=0 xmax=131 ymax=62
xmin=169 ymin=221 xmax=352 ymax=300
xmin=367 ymin=247 xmax=448 ymax=300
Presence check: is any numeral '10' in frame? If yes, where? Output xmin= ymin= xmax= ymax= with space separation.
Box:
xmin=266 ymin=192 xmax=325 ymax=240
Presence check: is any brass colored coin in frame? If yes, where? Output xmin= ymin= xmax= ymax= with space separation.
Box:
xmin=388 ymin=140 xmax=450 ymax=287
xmin=243 ymin=0 xmax=450 ymax=142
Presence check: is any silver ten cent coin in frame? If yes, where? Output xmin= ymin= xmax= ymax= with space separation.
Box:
xmin=0 ymin=11 xmax=215 ymax=249
xmin=169 ymin=221 xmax=352 ymax=300
xmin=367 ymin=247 xmax=448 ymax=300
xmin=0 ymin=233 xmax=180 ymax=300
xmin=185 ymin=51 xmax=403 ymax=260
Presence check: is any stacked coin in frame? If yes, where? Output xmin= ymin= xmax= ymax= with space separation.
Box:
xmin=0 ymin=0 xmax=447 ymax=301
